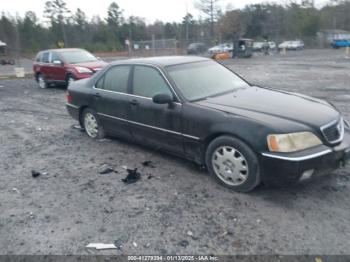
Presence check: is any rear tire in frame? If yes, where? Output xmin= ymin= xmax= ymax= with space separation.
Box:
xmin=82 ymin=108 xmax=105 ymax=139
xmin=37 ymin=74 xmax=48 ymax=89
xmin=205 ymin=136 xmax=260 ymax=192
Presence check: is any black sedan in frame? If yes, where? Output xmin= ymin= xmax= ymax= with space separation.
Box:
xmin=66 ymin=56 xmax=350 ymax=192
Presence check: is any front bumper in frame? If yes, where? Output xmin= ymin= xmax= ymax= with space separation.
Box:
xmin=260 ymin=129 xmax=350 ymax=185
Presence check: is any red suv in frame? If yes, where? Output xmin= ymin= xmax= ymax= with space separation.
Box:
xmin=33 ymin=48 xmax=107 ymax=88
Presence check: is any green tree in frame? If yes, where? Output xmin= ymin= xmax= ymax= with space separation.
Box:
xmin=44 ymin=0 xmax=71 ymax=46
xmin=106 ymin=2 xmax=123 ymax=28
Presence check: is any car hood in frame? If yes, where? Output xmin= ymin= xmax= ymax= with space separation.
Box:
xmin=73 ymin=61 xmax=108 ymax=70
xmin=195 ymin=86 xmax=339 ymax=128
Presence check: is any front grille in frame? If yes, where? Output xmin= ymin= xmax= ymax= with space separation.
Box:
xmin=321 ymin=118 xmax=344 ymax=144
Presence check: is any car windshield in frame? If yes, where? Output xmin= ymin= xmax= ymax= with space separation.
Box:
xmin=60 ymin=50 xmax=98 ymax=64
xmin=167 ymin=61 xmax=250 ymax=101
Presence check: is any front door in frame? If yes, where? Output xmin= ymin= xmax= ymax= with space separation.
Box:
xmin=91 ymin=65 xmax=132 ymax=139
xmin=128 ymin=65 xmax=184 ymax=154
xmin=49 ymin=52 xmax=66 ymax=82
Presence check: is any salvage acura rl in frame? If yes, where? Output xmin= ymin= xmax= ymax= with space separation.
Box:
xmin=66 ymin=56 xmax=350 ymax=192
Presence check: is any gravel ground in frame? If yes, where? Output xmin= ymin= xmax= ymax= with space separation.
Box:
xmin=0 ymin=49 xmax=350 ymax=256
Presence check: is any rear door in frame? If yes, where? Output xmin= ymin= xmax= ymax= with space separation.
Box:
xmin=39 ymin=52 xmax=52 ymax=80
xmin=91 ymin=65 xmax=132 ymax=139
xmin=128 ymin=65 xmax=184 ymax=154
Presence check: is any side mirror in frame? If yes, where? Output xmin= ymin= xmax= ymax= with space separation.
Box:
xmin=53 ymin=60 xmax=63 ymax=66
xmin=152 ymin=93 xmax=174 ymax=104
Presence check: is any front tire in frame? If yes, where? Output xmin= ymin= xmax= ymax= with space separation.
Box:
xmin=66 ymin=75 xmax=75 ymax=88
xmin=82 ymin=108 xmax=105 ymax=139
xmin=206 ymin=136 xmax=260 ymax=192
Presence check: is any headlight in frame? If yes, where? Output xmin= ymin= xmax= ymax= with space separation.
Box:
xmin=267 ymin=132 xmax=322 ymax=153
xmin=75 ymin=66 xmax=93 ymax=74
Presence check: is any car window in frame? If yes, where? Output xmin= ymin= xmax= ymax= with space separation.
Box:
xmin=95 ymin=76 xmax=104 ymax=90
xmin=51 ymin=52 xmax=60 ymax=62
xmin=100 ymin=66 xmax=131 ymax=93
xmin=167 ymin=61 xmax=250 ymax=101
xmin=60 ymin=50 xmax=98 ymax=64
xmin=42 ymin=52 xmax=50 ymax=63
xmin=36 ymin=53 xmax=42 ymax=62
xmin=133 ymin=66 xmax=172 ymax=98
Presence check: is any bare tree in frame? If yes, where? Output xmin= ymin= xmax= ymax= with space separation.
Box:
xmin=195 ymin=0 xmax=221 ymax=38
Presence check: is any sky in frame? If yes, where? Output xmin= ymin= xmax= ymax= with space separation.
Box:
xmin=1 ymin=0 xmax=329 ymax=23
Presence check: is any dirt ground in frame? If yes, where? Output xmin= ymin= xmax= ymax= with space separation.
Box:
xmin=0 ymin=49 xmax=350 ymax=256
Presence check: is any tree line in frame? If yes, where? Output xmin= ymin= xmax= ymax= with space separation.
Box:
xmin=0 ymin=0 xmax=350 ymax=54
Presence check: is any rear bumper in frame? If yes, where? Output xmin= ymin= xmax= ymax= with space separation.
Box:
xmin=66 ymin=103 xmax=80 ymax=121
xmin=260 ymin=129 xmax=350 ymax=185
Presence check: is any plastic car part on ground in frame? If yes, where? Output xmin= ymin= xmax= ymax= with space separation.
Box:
xmin=86 ymin=243 xmax=117 ymax=250
xmin=122 ymin=168 xmax=142 ymax=184
xmin=212 ymin=52 xmax=231 ymax=60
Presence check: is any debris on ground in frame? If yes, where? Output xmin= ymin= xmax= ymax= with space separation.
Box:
xmin=121 ymin=165 xmax=128 ymax=170
xmin=86 ymin=243 xmax=117 ymax=250
xmin=98 ymin=138 xmax=111 ymax=142
xmin=114 ymin=235 xmax=129 ymax=250
xmin=187 ymin=231 xmax=194 ymax=237
xmin=29 ymin=212 xmax=35 ymax=219
xmin=219 ymin=230 xmax=233 ymax=238
xmin=132 ymin=242 xmax=138 ymax=247
xmin=142 ymin=160 xmax=156 ymax=168
xmin=72 ymin=124 xmax=84 ymax=132
xmin=232 ymin=240 xmax=242 ymax=248
xmin=122 ymin=169 xmax=141 ymax=184
xmin=36 ymin=127 xmax=43 ymax=132
xmin=98 ymin=164 xmax=115 ymax=175
xmin=178 ymin=240 xmax=189 ymax=247
xmin=12 ymin=188 xmax=19 ymax=193
xmin=31 ymin=170 xmax=42 ymax=178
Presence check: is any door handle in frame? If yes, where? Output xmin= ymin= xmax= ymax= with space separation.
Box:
xmin=130 ymin=99 xmax=139 ymax=106
xmin=94 ymin=92 xmax=101 ymax=98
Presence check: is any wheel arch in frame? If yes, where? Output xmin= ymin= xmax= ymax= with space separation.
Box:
xmin=35 ymin=72 xmax=42 ymax=82
xmin=201 ymin=131 xmax=258 ymax=165
xmin=78 ymin=105 xmax=89 ymax=127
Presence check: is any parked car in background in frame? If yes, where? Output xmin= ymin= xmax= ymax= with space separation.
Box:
xmin=187 ymin=43 xmax=207 ymax=55
xmin=253 ymin=41 xmax=276 ymax=52
xmin=331 ymin=39 xmax=350 ymax=49
xmin=208 ymin=43 xmax=233 ymax=55
xmin=278 ymin=40 xmax=304 ymax=50
xmin=253 ymin=42 xmax=264 ymax=51
xmin=0 ymin=40 xmax=15 ymax=65
xmin=33 ymin=48 xmax=107 ymax=88
xmin=268 ymin=41 xmax=277 ymax=50
xmin=66 ymin=56 xmax=350 ymax=192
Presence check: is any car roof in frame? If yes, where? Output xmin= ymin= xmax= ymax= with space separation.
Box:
xmin=111 ymin=56 xmax=210 ymax=67
xmin=39 ymin=48 xmax=86 ymax=53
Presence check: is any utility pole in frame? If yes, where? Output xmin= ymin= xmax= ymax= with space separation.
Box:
xmin=185 ymin=4 xmax=189 ymax=46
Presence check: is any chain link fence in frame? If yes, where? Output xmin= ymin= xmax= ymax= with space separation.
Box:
xmin=131 ymin=38 xmax=179 ymax=56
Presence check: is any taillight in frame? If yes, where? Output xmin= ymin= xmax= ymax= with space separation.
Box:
xmin=66 ymin=91 xmax=73 ymax=104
